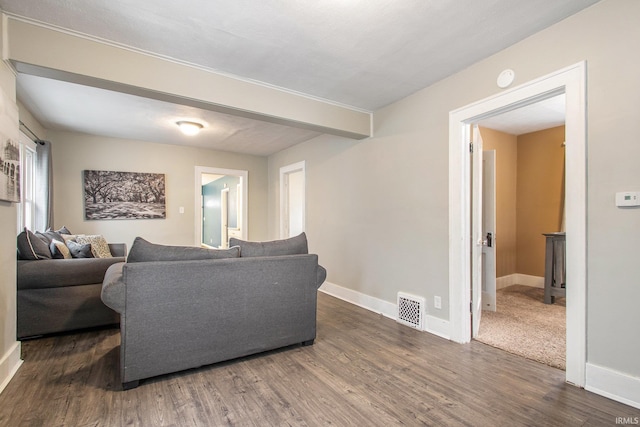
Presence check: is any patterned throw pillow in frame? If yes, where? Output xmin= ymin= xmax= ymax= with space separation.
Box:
xmin=75 ymin=234 xmax=112 ymax=258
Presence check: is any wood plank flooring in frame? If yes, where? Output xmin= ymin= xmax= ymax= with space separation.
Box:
xmin=1 ymin=292 xmax=638 ymax=426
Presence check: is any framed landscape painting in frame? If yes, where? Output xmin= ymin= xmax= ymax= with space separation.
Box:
xmin=83 ymin=170 xmax=166 ymax=220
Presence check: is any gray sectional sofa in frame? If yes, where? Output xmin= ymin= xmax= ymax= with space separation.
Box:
xmin=101 ymin=233 xmax=326 ymax=390
xmin=17 ymin=228 xmax=126 ymax=339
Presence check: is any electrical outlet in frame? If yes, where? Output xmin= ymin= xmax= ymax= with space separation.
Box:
xmin=434 ymin=296 xmax=442 ymax=309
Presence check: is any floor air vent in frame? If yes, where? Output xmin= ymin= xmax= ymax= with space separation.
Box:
xmin=397 ymin=293 xmax=425 ymax=330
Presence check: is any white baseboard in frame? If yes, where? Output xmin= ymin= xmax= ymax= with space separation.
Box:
xmin=319 ymin=281 xmax=396 ymax=319
xmin=0 ymin=341 xmax=22 ymax=395
xmin=496 ymin=274 xmax=516 ymax=289
xmin=425 ymin=315 xmax=451 ymax=339
xmin=586 ymin=363 xmax=640 ymax=410
xmin=319 ymin=281 xmax=450 ymax=340
xmin=496 ymin=274 xmax=544 ymax=289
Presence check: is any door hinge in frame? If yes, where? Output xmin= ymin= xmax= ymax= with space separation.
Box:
xmin=470 ymin=301 xmax=473 ymax=313
xmin=469 ymin=142 xmax=473 ymax=153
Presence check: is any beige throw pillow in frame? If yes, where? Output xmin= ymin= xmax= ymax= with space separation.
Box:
xmin=51 ymin=239 xmax=72 ymax=259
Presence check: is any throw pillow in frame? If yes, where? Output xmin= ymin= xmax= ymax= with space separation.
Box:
xmin=17 ymin=228 xmax=52 ymax=260
xmin=50 ymin=239 xmax=72 ymax=259
xmin=229 ymin=232 xmax=308 ymax=257
xmin=55 ymin=225 xmax=73 ymax=234
xmin=36 ymin=230 xmax=64 ymax=246
xmin=127 ymin=237 xmax=240 ymax=263
xmin=66 ymin=240 xmax=94 ymax=258
xmin=76 ymin=234 xmax=112 ymax=258
xmin=61 ymin=234 xmax=78 ymax=243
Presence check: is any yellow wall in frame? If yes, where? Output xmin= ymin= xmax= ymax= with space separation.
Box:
xmin=481 ymin=126 xmax=565 ymax=278
xmin=479 ymin=127 xmax=518 ymax=278
xmin=516 ymin=126 xmax=565 ymax=276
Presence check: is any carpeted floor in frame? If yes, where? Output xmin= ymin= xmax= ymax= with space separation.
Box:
xmin=475 ymin=285 xmax=566 ymax=370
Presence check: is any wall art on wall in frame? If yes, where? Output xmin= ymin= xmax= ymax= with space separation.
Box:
xmin=0 ymin=88 xmax=20 ymax=203
xmin=83 ymin=170 xmax=166 ymax=220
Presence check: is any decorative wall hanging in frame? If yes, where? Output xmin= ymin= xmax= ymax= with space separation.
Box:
xmin=0 ymin=88 xmax=20 ymax=203
xmin=83 ymin=170 xmax=166 ymax=220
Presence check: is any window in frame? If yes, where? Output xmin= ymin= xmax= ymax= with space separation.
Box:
xmin=17 ymin=131 xmax=37 ymax=232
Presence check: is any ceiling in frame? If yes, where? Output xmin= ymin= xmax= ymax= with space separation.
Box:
xmin=1 ymin=0 xmax=597 ymax=155
xmin=479 ymin=94 xmax=566 ymax=136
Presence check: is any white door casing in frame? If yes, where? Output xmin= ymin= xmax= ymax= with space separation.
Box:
xmin=194 ymin=166 xmax=248 ymax=247
xmin=448 ymin=62 xmax=586 ymax=387
xmin=280 ymin=161 xmax=306 ymax=238
xmin=220 ymin=187 xmax=230 ymax=248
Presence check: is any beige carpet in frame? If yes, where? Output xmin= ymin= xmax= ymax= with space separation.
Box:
xmin=475 ymin=285 xmax=566 ymax=370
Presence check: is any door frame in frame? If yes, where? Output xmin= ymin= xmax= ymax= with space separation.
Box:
xmin=448 ymin=62 xmax=586 ymax=387
xmin=279 ymin=161 xmax=306 ymax=238
xmin=194 ymin=166 xmax=248 ymax=247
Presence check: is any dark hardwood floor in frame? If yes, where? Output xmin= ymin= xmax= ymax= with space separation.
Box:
xmin=1 ymin=292 xmax=638 ymax=426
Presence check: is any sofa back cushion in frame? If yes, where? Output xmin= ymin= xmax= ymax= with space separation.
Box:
xmin=127 ymin=237 xmax=240 ymax=263
xmin=229 ymin=232 xmax=308 ymax=257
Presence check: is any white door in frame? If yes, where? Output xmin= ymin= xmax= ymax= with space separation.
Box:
xmin=471 ymin=125 xmax=484 ymax=337
xmin=482 ymin=150 xmax=497 ymax=312
xmin=280 ymin=161 xmax=306 ymax=238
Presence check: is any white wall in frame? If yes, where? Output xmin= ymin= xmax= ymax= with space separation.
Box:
xmin=268 ymin=0 xmax=640 ymax=387
xmin=48 ymin=130 xmax=269 ymax=248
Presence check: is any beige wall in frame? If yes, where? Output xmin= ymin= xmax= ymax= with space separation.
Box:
xmin=0 ymin=19 xmax=20 ymax=390
xmin=268 ymin=0 xmax=640 ymax=378
xmin=479 ymin=127 xmax=518 ymax=278
xmin=48 ymin=131 xmax=269 ymax=249
xmin=516 ymin=126 xmax=565 ymax=276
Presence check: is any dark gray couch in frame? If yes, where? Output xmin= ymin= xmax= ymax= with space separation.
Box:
xmin=17 ymin=243 xmax=126 ymax=339
xmin=101 ymin=234 xmax=326 ymax=389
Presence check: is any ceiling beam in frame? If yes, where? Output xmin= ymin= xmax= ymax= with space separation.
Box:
xmin=3 ymin=15 xmax=371 ymax=140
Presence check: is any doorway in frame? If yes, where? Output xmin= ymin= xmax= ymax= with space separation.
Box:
xmin=448 ymin=62 xmax=586 ymax=386
xmin=279 ymin=161 xmax=306 ymax=238
xmin=473 ymin=122 xmax=567 ymax=370
xmin=195 ymin=166 xmax=248 ymax=248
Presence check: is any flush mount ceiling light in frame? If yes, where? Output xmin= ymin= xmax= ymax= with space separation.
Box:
xmin=176 ymin=120 xmax=203 ymax=136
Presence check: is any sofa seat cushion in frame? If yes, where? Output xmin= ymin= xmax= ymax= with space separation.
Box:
xmin=127 ymin=237 xmax=240 ymax=263
xmin=17 ymin=257 xmax=126 ymax=290
xmin=229 ymin=232 xmax=308 ymax=257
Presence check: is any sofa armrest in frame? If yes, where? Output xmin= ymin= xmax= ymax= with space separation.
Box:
xmin=109 ymin=243 xmax=127 ymax=258
xmin=316 ymin=265 xmax=327 ymax=289
xmin=101 ymin=262 xmax=126 ymax=313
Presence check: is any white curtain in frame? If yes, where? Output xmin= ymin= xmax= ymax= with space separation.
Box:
xmin=35 ymin=140 xmax=53 ymax=231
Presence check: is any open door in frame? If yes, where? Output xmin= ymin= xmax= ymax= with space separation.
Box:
xmin=482 ymin=149 xmax=497 ymax=311
xmin=471 ymin=125 xmax=484 ymax=337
